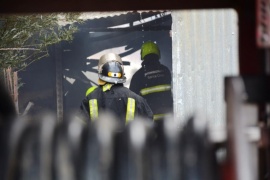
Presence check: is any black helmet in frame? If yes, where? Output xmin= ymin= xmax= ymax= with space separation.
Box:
xmin=98 ymin=61 xmax=126 ymax=84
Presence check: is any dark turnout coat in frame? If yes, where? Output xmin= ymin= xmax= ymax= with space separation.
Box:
xmin=129 ymin=59 xmax=173 ymax=120
xmin=80 ymin=84 xmax=153 ymax=126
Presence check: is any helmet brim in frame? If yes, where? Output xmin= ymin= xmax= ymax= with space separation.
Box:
xmin=98 ymin=78 xmax=107 ymax=85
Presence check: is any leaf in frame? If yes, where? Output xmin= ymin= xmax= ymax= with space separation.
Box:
xmin=0 ymin=13 xmax=85 ymax=71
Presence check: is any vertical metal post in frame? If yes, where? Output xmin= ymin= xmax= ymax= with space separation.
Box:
xmin=257 ymin=0 xmax=270 ymax=178
xmin=225 ymin=77 xmax=259 ymax=180
xmin=55 ymin=43 xmax=63 ymax=123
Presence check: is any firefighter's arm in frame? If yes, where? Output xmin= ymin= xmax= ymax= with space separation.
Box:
xmin=138 ymin=98 xmax=154 ymax=121
xmin=79 ymin=98 xmax=90 ymax=120
xmin=163 ymin=65 xmax=172 ymax=82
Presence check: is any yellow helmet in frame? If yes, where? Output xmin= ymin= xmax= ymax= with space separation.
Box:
xmin=140 ymin=41 xmax=160 ymax=60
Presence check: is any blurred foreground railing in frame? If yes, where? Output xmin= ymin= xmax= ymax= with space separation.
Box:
xmin=1 ymin=111 xmax=222 ymax=180
xmin=1 ymin=76 xmax=270 ymax=180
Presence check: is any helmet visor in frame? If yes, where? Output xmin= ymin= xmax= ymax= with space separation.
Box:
xmin=99 ymin=61 xmax=126 ymax=84
xmin=98 ymin=74 xmax=126 ymax=84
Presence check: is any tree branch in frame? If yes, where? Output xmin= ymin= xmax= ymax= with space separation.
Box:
xmin=0 ymin=48 xmax=39 ymax=51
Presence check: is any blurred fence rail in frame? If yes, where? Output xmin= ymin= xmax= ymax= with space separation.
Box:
xmin=1 ymin=112 xmax=221 ymax=180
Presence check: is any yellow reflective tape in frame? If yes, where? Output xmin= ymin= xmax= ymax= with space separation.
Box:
xmin=89 ymin=99 xmax=98 ymax=121
xmin=102 ymin=83 xmax=113 ymax=92
xmin=140 ymin=84 xmax=171 ymax=96
xmin=126 ymin=98 xmax=135 ymax=124
xmin=153 ymin=114 xmax=166 ymax=120
xmin=108 ymin=72 xmax=121 ymax=78
xmin=86 ymin=86 xmax=97 ymax=96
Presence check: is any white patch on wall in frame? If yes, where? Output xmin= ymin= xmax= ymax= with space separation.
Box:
xmin=82 ymin=71 xmax=99 ymax=85
xmin=65 ymin=76 xmax=76 ymax=84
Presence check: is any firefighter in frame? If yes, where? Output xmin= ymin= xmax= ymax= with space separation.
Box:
xmin=80 ymin=53 xmax=153 ymax=127
xmin=130 ymin=41 xmax=173 ymax=121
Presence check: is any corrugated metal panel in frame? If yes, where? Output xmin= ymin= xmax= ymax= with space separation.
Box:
xmin=79 ymin=11 xmax=131 ymax=19
xmin=171 ymin=9 xmax=239 ymax=141
xmin=79 ymin=11 xmax=168 ymax=20
xmin=60 ymin=11 xmax=168 ymax=26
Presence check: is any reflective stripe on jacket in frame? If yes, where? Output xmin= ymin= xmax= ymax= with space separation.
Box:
xmin=89 ymin=97 xmax=136 ymax=123
xmin=140 ymin=84 xmax=171 ymax=96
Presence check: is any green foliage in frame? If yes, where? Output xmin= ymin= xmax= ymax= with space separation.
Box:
xmin=0 ymin=13 xmax=84 ymax=71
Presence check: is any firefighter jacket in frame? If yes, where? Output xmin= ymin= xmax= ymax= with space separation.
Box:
xmin=80 ymin=83 xmax=153 ymax=126
xmin=129 ymin=59 xmax=173 ymax=120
